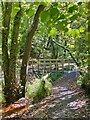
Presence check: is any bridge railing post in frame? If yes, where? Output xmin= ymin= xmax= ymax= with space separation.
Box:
xmin=56 ymin=59 xmax=58 ymax=71
xmin=61 ymin=59 xmax=64 ymax=72
xmin=50 ymin=60 xmax=52 ymax=72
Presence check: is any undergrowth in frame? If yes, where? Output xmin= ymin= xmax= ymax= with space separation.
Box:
xmin=77 ymin=72 xmax=90 ymax=95
xmin=25 ymin=74 xmax=52 ymax=103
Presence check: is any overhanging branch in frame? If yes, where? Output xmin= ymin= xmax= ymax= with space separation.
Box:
xmin=52 ymin=39 xmax=80 ymax=67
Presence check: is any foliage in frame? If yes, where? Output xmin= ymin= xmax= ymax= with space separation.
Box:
xmin=49 ymin=71 xmax=63 ymax=82
xmin=26 ymin=74 xmax=52 ymax=102
xmin=77 ymin=71 xmax=90 ymax=95
xmin=77 ymin=73 xmax=88 ymax=86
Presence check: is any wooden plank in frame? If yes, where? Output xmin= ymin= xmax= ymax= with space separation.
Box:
xmin=50 ymin=60 xmax=52 ymax=72
xmin=68 ymin=58 xmax=70 ymax=70
xmin=29 ymin=59 xmax=61 ymax=62
xmin=28 ymin=58 xmax=74 ymax=75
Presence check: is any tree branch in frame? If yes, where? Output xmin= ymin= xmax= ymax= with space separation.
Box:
xmin=52 ymin=39 xmax=82 ymax=74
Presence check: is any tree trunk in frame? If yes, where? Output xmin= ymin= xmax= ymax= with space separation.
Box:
xmin=2 ymin=2 xmax=12 ymax=104
xmin=9 ymin=2 xmax=22 ymax=102
xmin=20 ymin=5 xmax=45 ymax=97
xmin=2 ymin=2 xmax=22 ymax=104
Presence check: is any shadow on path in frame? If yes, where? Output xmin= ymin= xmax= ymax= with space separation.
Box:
xmin=2 ymin=72 xmax=90 ymax=119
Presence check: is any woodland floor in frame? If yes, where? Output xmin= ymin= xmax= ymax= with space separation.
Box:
xmin=0 ymin=71 xmax=90 ymax=120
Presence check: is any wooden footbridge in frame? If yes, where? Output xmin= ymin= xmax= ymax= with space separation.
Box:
xmin=0 ymin=58 xmax=78 ymax=80
xmin=27 ymin=58 xmax=77 ymax=76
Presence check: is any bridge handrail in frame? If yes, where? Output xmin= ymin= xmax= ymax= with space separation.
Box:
xmin=28 ymin=58 xmax=75 ymax=75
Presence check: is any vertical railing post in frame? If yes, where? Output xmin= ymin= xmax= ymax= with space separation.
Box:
xmin=50 ymin=59 xmax=52 ymax=72
xmin=68 ymin=58 xmax=70 ymax=70
xmin=43 ymin=59 xmax=46 ymax=74
xmin=56 ymin=59 xmax=58 ymax=71
xmin=61 ymin=59 xmax=64 ymax=72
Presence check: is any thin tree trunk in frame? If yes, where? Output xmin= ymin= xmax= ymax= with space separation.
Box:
xmin=20 ymin=5 xmax=45 ymax=97
xmin=9 ymin=2 xmax=22 ymax=102
xmin=2 ymin=2 xmax=12 ymax=104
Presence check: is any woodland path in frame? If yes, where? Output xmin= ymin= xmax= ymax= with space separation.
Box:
xmin=2 ymin=71 xmax=90 ymax=120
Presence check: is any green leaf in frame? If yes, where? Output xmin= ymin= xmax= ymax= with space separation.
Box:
xmin=64 ymin=28 xmax=68 ymax=32
xmin=79 ymin=27 xmax=85 ymax=33
xmin=52 ymin=2 xmax=59 ymax=7
xmin=12 ymin=3 xmax=20 ymax=17
xmin=40 ymin=11 xmax=50 ymax=22
xmin=67 ymin=28 xmax=79 ymax=37
xmin=26 ymin=8 xmax=35 ymax=17
xmin=70 ymin=13 xmax=79 ymax=21
xmin=59 ymin=14 xmax=65 ymax=19
xmin=48 ymin=27 xmax=57 ymax=36
xmin=57 ymin=22 xmax=65 ymax=30
xmin=57 ymin=14 xmax=66 ymax=21
xmin=52 ymin=2 xmax=61 ymax=8
xmin=49 ymin=7 xmax=59 ymax=18
xmin=68 ymin=5 xmax=78 ymax=13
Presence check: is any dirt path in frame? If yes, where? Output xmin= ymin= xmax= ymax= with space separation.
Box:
xmin=47 ymin=72 xmax=90 ymax=119
xmin=2 ymin=72 xmax=90 ymax=119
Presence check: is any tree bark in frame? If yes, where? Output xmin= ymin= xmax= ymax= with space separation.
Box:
xmin=20 ymin=5 xmax=45 ymax=97
xmin=2 ymin=2 xmax=12 ymax=104
xmin=9 ymin=2 xmax=22 ymax=102
xmin=2 ymin=2 xmax=22 ymax=104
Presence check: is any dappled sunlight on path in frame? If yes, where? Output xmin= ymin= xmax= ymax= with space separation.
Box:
xmin=46 ymin=73 xmax=90 ymax=119
xmin=1 ymin=72 xmax=90 ymax=119
xmin=21 ymin=72 xmax=90 ymax=119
